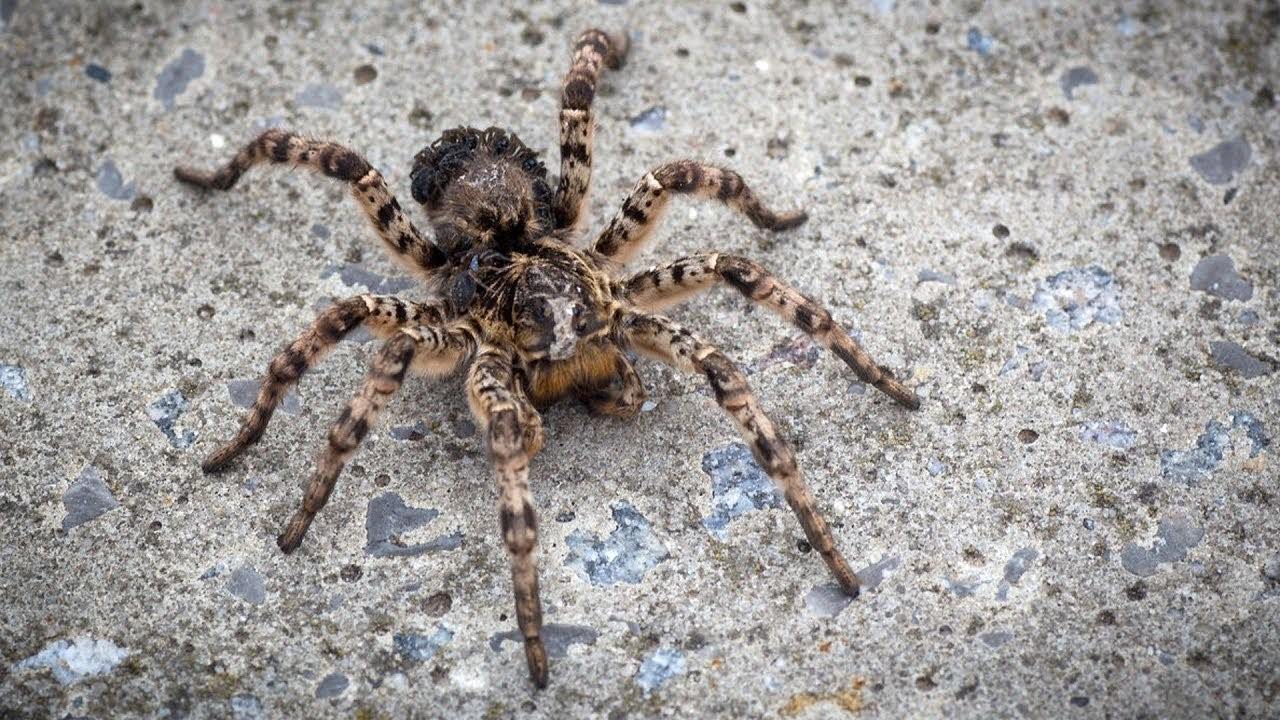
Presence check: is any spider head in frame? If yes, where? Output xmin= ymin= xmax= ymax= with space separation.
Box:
xmin=511 ymin=266 xmax=609 ymax=362
xmin=410 ymin=126 xmax=554 ymax=255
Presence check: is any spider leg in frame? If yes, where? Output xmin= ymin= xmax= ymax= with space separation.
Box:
xmin=466 ymin=343 xmax=550 ymax=688
xmin=203 ymin=295 xmax=450 ymax=472
xmin=277 ymin=323 xmax=476 ymax=553
xmin=592 ymin=161 xmax=807 ymax=264
xmin=174 ymin=130 xmax=447 ymax=278
xmin=575 ymin=348 xmax=647 ymax=418
xmin=617 ymin=309 xmax=860 ymax=597
xmin=619 ymin=253 xmax=919 ymax=409
xmin=554 ymin=28 xmax=629 ymax=231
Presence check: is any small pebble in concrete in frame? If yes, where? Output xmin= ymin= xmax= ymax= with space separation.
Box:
xmin=1231 ymin=412 xmax=1270 ymax=457
xmin=980 ymin=631 xmax=1013 ymax=648
xmin=1190 ymin=255 xmax=1253 ymax=301
xmin=966 ymin=28 xmax=994 ymax=56
xmin=146 ymin=389 xmax=196 ymax=448
xmin=227 ymin=379 xmax=301 ymax=415
xmin=96 ymin=159 xmax=136 ymax=200
xmin=394 ymin=625 xmax=453 ymax=663
xmin=0 ymin=0 xmax=14 ymax=30
xmin=1003 ymin=548 xmax=1039 ymax=584
xmin=745 ymin=336 xmax=821 ymax=374
xmin=1030 ymin=265 xmax=1122 ymax=333
xmin=1119 ymin=517 xmax=1204 ymax=577
xmin=61 ymin=465 xmax=119 ymax=530
xmin=315 ymin=672 xmax=349 ymax=699
xmin=628 ymin=106 xmax=667 ymax=132
xmin=296 ymin=82 xmax=343 ymax=110
xmin=14 ymin=637 xmax=129 ymax=684
xmin=84 ymin=63 xmax=111 ymax=83
xmin=1263 ymin=554 xmax=1280 ymax=583
xmin=1079 ymin=420 xmax=1136 ymax=449
xmin=917 ymin=268 xmax=956 ymax=285
xmin=310 ymin=223 xmax=330 ymax=239
xmin=353 ymin=64 xmax=377 ymax=85
xmin=422 ymin=591 xmax=452 ymax=617
xmin=1210 ymin=341 xmax=1272 ymax=378
xmin=926 ymin=459 xmax=947 ymax=476
xmin=871 ymin=0 xmax=895 ymax=13
xmin=942 ymin=576 xmax=982 ymax=598
xmin=805 ymin=584 xmax=853 ymax=618
xmin=229 ymin=694 xmax=263 ymax=720
xmin=635 ymin=647 xmax=685 ymax=692
xmin=1160 ymin=418 xmax=1228 ymax=484
xmin=366 ymin=492 xmax=461 ymax=558
xmin=227 ymin=565 xmax=266 ymax=604
xmin=0 ymin=363 xmax=31 ymax=401
xmin=321 ymin=263 xmax=416 ymax=294
xmin=565 ymin=502 xmax=668 ymax=585
xmin=1060 ymin=66 xmax=1098 ymax=100
xmin=154 ymin=48 xmax=205 ymax=110
xmin=388 ymin=420 xmax=428 ymax=441
xmin=1189 ymin=137 xmax=1251 ymax=185
xmin=700 ymin=443 xmax=782 ymax=539
xmin=489 ymin=624 xmax=598 ymax=658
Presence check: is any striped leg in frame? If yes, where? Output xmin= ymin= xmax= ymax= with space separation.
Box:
xmin=620 ymin=253 xmax=920 ymax=410
xmin=555 ymin=28 xmax=629 ymax=231
xmin=202 ymin=295 xmax=450 ymax=472
xmin=277 ymin=324 xmax=477 ymax=553
xmin=592 ymin=161 xmax=808 ymax=264
xmin=618 ymin=310 xmax=860 ymax=597
xmin=576 ymin=348 xmax=647 ymax=418
xmin=174 ymin=129 xmax=447 ymax=277
xmin=467 ymin=344 xmax=549 ymax=688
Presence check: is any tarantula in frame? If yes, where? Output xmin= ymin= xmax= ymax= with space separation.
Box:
xmin=174 ymin=29 xmax=919 ymax=688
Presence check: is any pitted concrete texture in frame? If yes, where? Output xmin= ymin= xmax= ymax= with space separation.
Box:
xmin=1 ymin=1 xmax=1278 ymax=718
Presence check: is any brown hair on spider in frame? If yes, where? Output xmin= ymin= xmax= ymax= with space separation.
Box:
xmin=409 ymin=126 xmax=554 ymax=256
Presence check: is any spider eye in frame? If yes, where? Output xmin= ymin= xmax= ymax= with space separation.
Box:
xmin=522 ymin=158 xmax=539 ymax=173
xmin=494 ymin=137 xmax=510 ymax=153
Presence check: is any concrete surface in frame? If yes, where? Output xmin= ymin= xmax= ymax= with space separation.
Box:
xmin=2 ymin=1 xmax=1278 ymax=718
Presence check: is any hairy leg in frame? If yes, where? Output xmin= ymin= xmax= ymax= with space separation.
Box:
xmin=467 ymin=343 xmax=550 ymax=687
xmin=277 ymin=324 xmax=476 ymax=552
xmin=593 ymin=161 xmax=807 ymax=264
xmin=619 ymin=253 xmax=919 ymax=409
xmin=555 ymin=28 xmax=629 ymax=231
xmin=617 ymin=309 xmax=860 ymax=596
xmin=174 ymin=129 xmax=447 ymax=277
xmin=576 ymin=348 xmax=647 ymax=418
xmin=203 ymin=295 xmax=451 ymax=472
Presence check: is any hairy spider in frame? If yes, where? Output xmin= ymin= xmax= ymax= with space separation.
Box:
xmin=174 ymin=29 xmax=920 ymax=688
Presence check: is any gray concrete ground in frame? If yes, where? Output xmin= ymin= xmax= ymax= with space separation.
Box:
xmin=2 ymin=1 xmax=1278 ymax=717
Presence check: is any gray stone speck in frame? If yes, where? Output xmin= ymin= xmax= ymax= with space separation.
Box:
xmin=146 ymin=389 xmax=196 ymax=448
xmin=388 ymin=420 xmax=428 ymax=441
xmin=310 ymin=223 xmax=331 ymax=239
xmin=917 ymin=268 xmax=956 ymax=284
xmin=1232 ymin=412 xmax=1270 ymax=457
xmin=315 ymin=672 xmax=349 ymax=699
xmin=1060 ymin=66 xmax=1098 ymax=100
xmin=0 ymin=363 xmax=30 ymax=401
xmin=565 ymin=502 xmax=668 ymax=585
xmin=96 ymin=160 xmax=136 ymax=200
xmin=943 ymin=576 xmax=982 ymax=598
xmin=966 ymin=28 xmax=994 ymax=56
xmin=980 ymin=631 xmax=1013 ymax=648
xmin=1003 ymin=548 xmax=1039 ymax=584
xmin=365 ymin=492 xmax=460 ymax=558
xmin=628 ymin=106 xmax=667 ymax=132
xmin=1160 ymin=419 xmax=1228 ymax=484
xmin=394 ymin=625 xmax=453 ymax=662
xmin=635 ymin=647 xmax=685 ymax=692
xmin=0 ymin=0 xmax=15 ymax=29
xmin=1189 ymin=137 xmax=1251 ymax=185
xmin=1030 ymin=265 xmax=1122 ymax=333
xmin=61 ymin=466 xmax=119 ymax=531
xmin=322 ymin=263 xmax=416 ymax=294
xmin=926 ymin=459 xmax=947 ymax=476
xmin=227 ymin=379 xmax=300 ymax=415
xmin=1079 ymin=420 xmax=1136 ymax=449
xmin=489 ymin=623 xmax=598 ymax=657
xmin=296 ymin=82 xmax=343 ymax=110
xmin=229 ymin=694 xmax=262 ymax=720
xmin=14 ymin=637 xmax=129 ymax=685
xmin=871 ymin=0 xmax=895 ymax=13
xmin=227 ymin=565 xmax=266 ymax=605
xmin=84 ymin=63 xmax=111 ymax=83
xmin=804 ymin=583 xmax=853 ymax=617
xmin=700 ymin=443 xmax=782 ymax=539
xmin=1120 ymin=517 xmax=1204 ymax=577
xmin=1210 ymin=341 xmax=1272 ymax=378
xmin=1263 ymin=554 xmax=1280 ymax=583
xmin=154 ymin=48 xmax=205 ymax=110
xmin=858 ymin=554 xmax=902 ymax=591
xmin=1190 ymin=255 xmax=1253 ymax=301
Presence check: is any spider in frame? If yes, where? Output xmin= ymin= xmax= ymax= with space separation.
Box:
xmin=174 ymin=28 xmax=920 ymax=688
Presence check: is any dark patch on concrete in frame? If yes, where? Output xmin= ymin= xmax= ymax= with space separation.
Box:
xmin=565 ymin=502 xmax=668 ymax=585
xmin=700 ymin=442 xmax=782 ymax=538
xmin=227 ymin=565 xmax=266 ymax=604
xmin=744 ymin=335 xmax=822 ymax=375
xmin=96 ymin=159 xmax=136 ymax=200
xmin=1210 ymin=341 xmax=1272 ymax=378
xmin=1120 ymin=517 xmax=1204 ymax=577
xmin=146 ymin=389 xmax=196 ymax=448
xmin=314 ymin=672 xmax=349 ymax=699
xmin=489 ymin=623 xmax=598 ymax=658
xmin=1060 ymin=66 xmax=1098 ymax=99
xmin=85 ymin=63 xmax=111 ymax=83
xmin=154 ymin=48 xmax=205 ymax=110
xmin=393 ymin=625 xmax=452 ymax=662
xmin=1189 ymin=137 xmax=1250 ymax=185
xmin=980 ymin=630 xmax=1013 ymax=648
xmin=227 ymin=379 xmax=301 ymax=415
xmin=365 ymin=492 xmax=460 ymax=557
xmin=1161 ymin=419 xmax=1228 ymax=483
xmin=387 ymin=421 xmax=429 ymax=441
xmin=1003 ymin=548 xmax=1039 ymax=584
xmin=1190 ymin=255 xmax=1253 ymax=301
xmin=61 ymin=465 xmax=119 ymax=531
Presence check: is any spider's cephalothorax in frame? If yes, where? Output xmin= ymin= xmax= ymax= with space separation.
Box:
xmin=174 ymin=28 xmax=921 ymax=689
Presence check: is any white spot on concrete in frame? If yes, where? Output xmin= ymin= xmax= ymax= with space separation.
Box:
xmin=14 ymin=637 xmax=129 ymax=684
